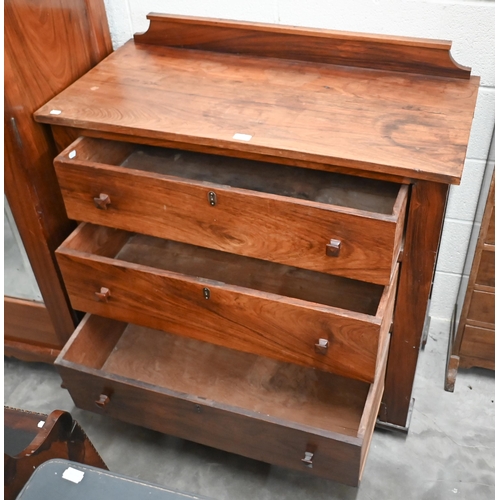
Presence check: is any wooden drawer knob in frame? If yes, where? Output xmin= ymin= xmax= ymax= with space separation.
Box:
xmin=314 ymin=338 xmax=329 ymax=355
xmin=326 ymin=239 xmax=342 ymax=257
xmin=95 ymin=287 xmax=110 ymax=302
xmin=93 ymin=193 xmax=111 ymax=209
xmin=95 ymin=394 xmax=110 ymax=409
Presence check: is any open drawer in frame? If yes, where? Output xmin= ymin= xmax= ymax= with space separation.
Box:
xmin=54 ymin=137 xmax=408 ymax=285
xmin=56 ymin=223 xmax=398 ymax=383
xmin=55 ymin=314 xmax=390 ymax=486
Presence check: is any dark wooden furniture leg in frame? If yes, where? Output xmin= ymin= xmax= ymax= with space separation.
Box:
xmin=378 ymin=181 xmax=449 ymax=430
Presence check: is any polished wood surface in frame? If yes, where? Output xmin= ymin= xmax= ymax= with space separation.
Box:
xmin=4 ymin=297 xmax=59 ymax=347
xmin=4 ymin=339 xmax=60 ymax=364
xmin=34 ymin=19 xmax=479 ymax=185
xmin=459 ymin=325 xmax=495 ymax=370
xmin=4 ymin=0 xmax=112 ymax=359
xmin=4 ymin=407 xmax=107 ymax=500
xmin=380 ymin=180 xmax=449 ymax=426
xmin=56 ymin=314 xmax=390 ymax=485
xmin=135 ymin=14 xmax=471 ymax=78
xmin=476 ymin=248 xmax=495 ymax=288
xmin=56 ymin=223 xmax=396 ymax=382
xmin=55 ymin=137 xmax=407 ymax=284
xmin=41 ymin=14 xmax=478 ymax=450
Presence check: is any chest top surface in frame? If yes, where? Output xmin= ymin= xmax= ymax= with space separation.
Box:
xmin=34 ymin=14 xmax=479 ymax=185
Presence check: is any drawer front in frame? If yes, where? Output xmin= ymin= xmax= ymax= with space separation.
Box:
xmin=55 ymin=142 xmax=407 ymax=285
xmin=476 ymin=249 xmax=495 ymax=288
xmin=485 ymin=210 xmax=494 ymax=245
xmin=461 ymin=324 xmax=495 ymax=366
xmin=468 ymin=290 xmax=495 ymax=326
xmin=57 ymin=365 xmax=362 ymax=485
xmin=56 ymin=235 xmax=397 ymax=383
xmin=55 ymin=315 xmax=391 ymax=486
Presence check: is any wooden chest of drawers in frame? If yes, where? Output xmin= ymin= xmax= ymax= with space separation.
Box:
xmin=446 ymin=172 xmax=495 ymax=390
xmin=34 ymin=14 xmax=479 ymax=485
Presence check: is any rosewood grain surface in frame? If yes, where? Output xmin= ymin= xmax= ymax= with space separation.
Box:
xmin=4 ymin=407 xmax=107 ymax=500
xmin=4 ymin=297 xmax=59 ymax=347
xmin=4 ymin=0 xmax=112 ymax=358
xmin=447 ymin=172 xmax=495 ymax=388
xmin=4 ymin=339 xmax=60 ymax=364
xmin=135 ymin=14 xmax=471 ymax=78
xmin=468 ymin=290 xmax=495 ymax=326
xmin=55 ymin=315 xmax=390 ymax=485
xmin=39 ymin=14 xmax=479 ymax=431
xmin=34 ymin=38 xmax=479 ymax=184
xmin=459 ymin=325 xmax=495 ymax=369
xmin=56 ymin=224 xmax=395 ymax=382
xmin=55 ymin=137 xmax=407 ymax=284
xmin=476 ymin=249 xmax=495 ymax=288
xmin=380 ymin=180 xmax=448 ymax=427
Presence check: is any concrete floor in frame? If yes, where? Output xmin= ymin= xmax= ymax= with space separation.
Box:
xmin=4 ymin=320 xmax=494 ymax=500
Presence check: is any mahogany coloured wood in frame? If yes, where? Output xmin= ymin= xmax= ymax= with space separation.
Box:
xmin=4 ymin=297 xmax=59 ymax=347
xmin=56 ymin=314 xmax=390 ymax=486
xmin=54 ymin=137 xmax=408 ymax=285
xmin=4 ymin=0 xmax=112 ymax=358
xmin=135 ymin=13 xmax=472 ymax=79
xmin=379 ymin=180 xmax=449 ymax=427
xmin=467 ymin=290 xmax=495 ymax=326
xmin=476 ymin=249 xmax=495 ymax=288
xmin=4 ymin=339 xmax=60 ymax=364
xmin=34 ymin=30 xmax=479 ymax=185
xmin=4 ymin=407 xmax=107 ymax=500
xmin=446 ymin=172 xmax=495 ymax=389
xmin=459 ymin=325 xmax=495 ymax=370
xmin=38 ymin=14 xmax=478 ymax=440
xmin=56 ymin=223 xmax=396 ymax=382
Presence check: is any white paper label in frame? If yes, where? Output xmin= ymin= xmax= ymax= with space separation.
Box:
xmin=69 ymin=150 xmax=76 ymax=159
xmin=62 ymin=467 xmax=85 ymax=484
xmin=37 ymin=421 xmax=45 ymax=428
xmin=232 ymin=133 xmax=252 ymax=141
xmin=49 ymin=109 xmax=62 ymax=115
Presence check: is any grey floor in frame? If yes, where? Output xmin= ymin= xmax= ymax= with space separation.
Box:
xmin=4 ymin=321 xmax=494 ymax=500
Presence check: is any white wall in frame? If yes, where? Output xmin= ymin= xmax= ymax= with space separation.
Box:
xmin=103 ymin=0 xmax=495 ymax=334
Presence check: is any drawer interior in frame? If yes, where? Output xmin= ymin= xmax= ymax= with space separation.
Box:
xmin=61 ymin=315 xmax=375 ymax=438
xmin=65 ymin=137 xmax=403 ymax=215
xmin=64 ymin=223 xmax=385 ymax=316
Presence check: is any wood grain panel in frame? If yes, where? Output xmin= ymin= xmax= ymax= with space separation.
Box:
xmin=468 ymin=290 xmax=495 ymax=326
xmin=485 ymin=210 xmax=495 ymax=245
xmin=56 ymin=225 xmax=393 ymax=382
xmin=4 ymin=297 xmax=59 ymax=347
xmin=4 ymin=407 xmax=107 ymax=500
xmin=4 ymin=0 xmax=112 ymax=353
xmin=56 ymin=315 xmax=388 ymax=485
xmin=4 ymin=339 xmax=60 ymax=364
xmin=34 ymin=39 xmax=479 ymax=185
xmin=135 ymin=14 xmax=471 ymax=79
xmin=476 ymin=249 xmax=495 ymax=288
xmin=54 ymin=126 xmax=412 ymax=185
xmin=380 ymin=180 xmax=448 ymax=427
xmin=55 ymin=138 xmax=406 ymax=284
xmin=460 ymin=325 xmax=495 ymax=366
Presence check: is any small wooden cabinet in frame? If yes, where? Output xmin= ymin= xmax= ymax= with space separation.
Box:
xmin=34 ymin=14 xmax=479 ymax=485
xmin=446 ymin=172 xmax=495 ymax=391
